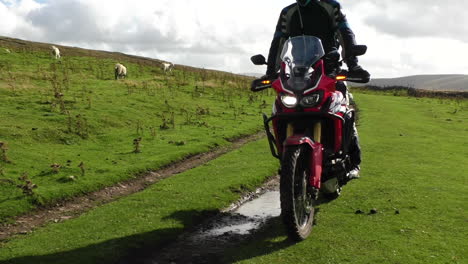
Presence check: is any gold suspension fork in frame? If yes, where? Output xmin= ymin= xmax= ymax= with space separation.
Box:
xmin=286 ymin=123 xmax=294 ymax=138
xmin=313 ymin=122 xmax=321 ymax=143
xmin=286 ymin=122 xmax=321 ymax=142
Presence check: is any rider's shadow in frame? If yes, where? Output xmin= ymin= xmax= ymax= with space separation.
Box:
xmin=222 ymin=208 xmax=324 ymax=263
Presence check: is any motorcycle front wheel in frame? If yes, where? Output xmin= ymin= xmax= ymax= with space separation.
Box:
xmin=280 ymin=145 xmax=315 ymax=241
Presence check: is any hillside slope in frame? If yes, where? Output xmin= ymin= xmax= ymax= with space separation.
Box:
xmin=0 ymin=36 xmax=268 ymax=222
xmin=224 ymin=93 xmax=468 ymax=264
xmin=354 ymin=74 xmax=468 ymax=91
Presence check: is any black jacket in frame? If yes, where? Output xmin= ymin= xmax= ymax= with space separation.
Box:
xmin=266 ymin=0 xmax=358 ymax=75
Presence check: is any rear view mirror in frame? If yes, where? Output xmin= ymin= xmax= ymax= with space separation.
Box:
xmin=351 ymin=45 xmax=367 ymax=57
xmin=251 ymin=54 xmax=267 ymax=65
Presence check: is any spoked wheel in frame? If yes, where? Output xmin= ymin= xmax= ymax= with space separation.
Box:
xmin=280 ymin=145 xmax=315 ymax=241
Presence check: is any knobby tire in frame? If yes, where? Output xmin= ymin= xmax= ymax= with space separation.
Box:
xmin=280 ymin=145 xmax=315 ymax=241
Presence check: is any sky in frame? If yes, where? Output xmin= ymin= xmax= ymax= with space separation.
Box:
xmin=0 ymin=0 xmax=467 ymax=78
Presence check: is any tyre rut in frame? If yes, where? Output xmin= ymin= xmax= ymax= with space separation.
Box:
xmin=0 ymin=131 xmax=265 ymax=241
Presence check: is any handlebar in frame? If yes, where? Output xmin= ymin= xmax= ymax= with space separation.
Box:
xmin=251 ymin=77 xmax=275 ymax=92
xmin=251 ymin=72 xmax=278 ymax=92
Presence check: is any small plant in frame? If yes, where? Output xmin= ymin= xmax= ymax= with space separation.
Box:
xmin=75 ymin=114 xmax=89 ymax=139
xmin=181 ymin=108 xmax=194 ymax=125
xmin=196 ymin=106 xmax=210 ymax=116
xmin=160 ymin=112 xmax=175 ymax=130
xmin=170 ymin=112 xmax=175 ymax=129
xmin=17 ymin=172 xmax=37 ymax=196
xmin=159 ymin=119 xmax=170 ymax=130
xmin=78 ymin=162 xmax=85 ymax=176
xmin=7 ymin=71 xmax=17 ymax=95
xmin=50 ymin=163 xmax=61 ymax=173
xmin=0 ymin=141 xmax=11 ymax=163
xmin=66 ymin=111 xmax=73 ymax=133
xmin=149 ymin=127 xmax=157 ymax=138
xmin=133 ymin=137 xmax=142 ymax=153
xmin=136 ymin=120 xmax=143 ymax=135
xmin=87 ymin=95 xmax=92 ymax=109
xmin=53 ymin=91 xmax=66 ymax=113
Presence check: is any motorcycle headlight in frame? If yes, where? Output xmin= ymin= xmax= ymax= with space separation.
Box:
xmin=300 ymin=93 xmax=322 ymax=107
xmin=281 ymin=94 xmax=298 ymax=108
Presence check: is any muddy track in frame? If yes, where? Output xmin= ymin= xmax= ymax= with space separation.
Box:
xmin=118 ymin=175 xmax=282 ymax=264
xmin=0 ymin=131 xmax=265 ymax=241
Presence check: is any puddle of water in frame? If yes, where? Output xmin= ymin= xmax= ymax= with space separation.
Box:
xmin=208 ymin=222 xmax=259 ymax=236
xmin=194 ymin=190 xmax=280 ymax=239
xmin=236 ymin=191 xmax=281 ymax=218
xmin=138 ymin=189 xmax=282 ymax=264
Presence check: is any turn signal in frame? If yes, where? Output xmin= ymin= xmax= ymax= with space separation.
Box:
xmin=336 ymin=75 xmax=347 ymax=81
xmin=261 ymin=80 xmax=271 ymax=85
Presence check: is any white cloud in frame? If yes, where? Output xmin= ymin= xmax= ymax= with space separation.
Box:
xmin=0 ymin=0 xmax=467 ymax=78
xmin=351 ymin=0 xmax=468 ymax=41
xmin=344 ymin=1 xmax=468 ymax=77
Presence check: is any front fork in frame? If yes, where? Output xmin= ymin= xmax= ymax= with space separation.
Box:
xmin=263 ymin=114 xmax=323 ymax=195
xmin=286 ymin=121 xmax=323 ymax=189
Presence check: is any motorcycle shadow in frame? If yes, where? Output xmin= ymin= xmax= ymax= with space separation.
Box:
xmin=223 ymin=208 xmax=324 ymax=263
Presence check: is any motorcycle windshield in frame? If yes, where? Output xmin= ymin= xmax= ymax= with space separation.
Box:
xmin=280 ymin=36 xmax=325 ymax=91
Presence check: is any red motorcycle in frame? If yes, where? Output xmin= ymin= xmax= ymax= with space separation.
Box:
xmin=251 ymin=35 xmax=369 ymax=241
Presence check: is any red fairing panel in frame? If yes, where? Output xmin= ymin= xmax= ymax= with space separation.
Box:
xmin=272 ymin=79 xmax=283 ymax=93
xmin=334 ymin=118 xmax=342 ymax=152
xmin=309 ymin=142 xmax=323 ymax=189
xmin=284 ymin=135 xmax=313 ymax=147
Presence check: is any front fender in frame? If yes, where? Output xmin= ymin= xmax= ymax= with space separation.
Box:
xmin=284 ymin=135 xmax=323 ymax=189
xmin=284 ymin=135 xmax=315 ymax=147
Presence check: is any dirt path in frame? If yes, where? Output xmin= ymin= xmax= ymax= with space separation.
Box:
xmin=0 ymin=132 xmax=265 ymax=241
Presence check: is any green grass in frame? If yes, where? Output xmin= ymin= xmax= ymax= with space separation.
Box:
xmin=222 ymin=93 xmax=467 ymax=264
xmin=2 ymin=42 xmax=467 ymax=263
xmin=0 ymin=48 xmax=273 ymax=222
xmin=0 ymin=138 xmax=278 ymax=263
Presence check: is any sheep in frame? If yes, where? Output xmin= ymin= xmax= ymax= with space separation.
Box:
xmin=162 ymin=62 xmax=174 ymax=74
xmin=114 ymin=63 xmax=127 ymax=80
xmin=4 ymin=48 xmax=11 ymax=54
xmin=51 ymin=45 xmax=60 ymax=59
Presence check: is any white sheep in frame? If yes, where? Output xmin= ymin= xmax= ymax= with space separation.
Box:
xmin=51 ymin=46 xmax=60 ymax=59
xmin=114 ymin=63 xmax=127 ymax=80
xmin=162 ymin=62 xmax=174 ymax=73
xmin=4 ymin=48 xmax=11 ymax=54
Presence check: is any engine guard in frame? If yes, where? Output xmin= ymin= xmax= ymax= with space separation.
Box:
xmin=263 ymin=113 xmax=280 ymax=159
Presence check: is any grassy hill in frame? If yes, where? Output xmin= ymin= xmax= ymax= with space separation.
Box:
xmin=0 ymin=36 xmax=272 ymax=222
xmin=224 ymin=92 xmax=467 ymax=264
xmin=355 ymin=74 xmax=468 ymax=92
xmin=0 ymin=91 xmax=465 ymax=264
xmin=0 ymin=36 xmax=466 ymax=264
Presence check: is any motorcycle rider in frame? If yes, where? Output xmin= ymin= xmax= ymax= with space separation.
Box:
xmin=265 ymin=0 xmax=367 ymax=180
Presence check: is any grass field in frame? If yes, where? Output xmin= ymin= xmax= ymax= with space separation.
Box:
xmin=223 ymin=93 xmax=467 ymax=264
xmin=0 ymin=42 xmax=273 ymax=222
xmin=0 ymin=92 xmax=465 ymax=264
xmin=1 ymin=38 xmax=467 ymax=264
xmin=0 ymin=138 xmax=278 ymax=264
